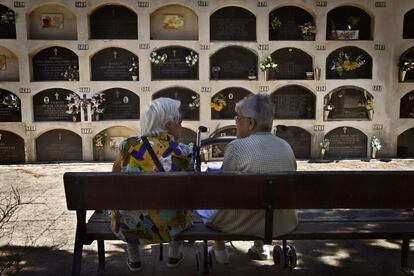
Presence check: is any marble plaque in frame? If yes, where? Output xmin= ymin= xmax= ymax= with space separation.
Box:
xmin=91 ymin=48 xmax=138 ymax=81
xmin=101 ymin=88 xmax=139 ymax=120
xmin=33 ymin=88 xmax=78 ymax=121
xmin=0 ymin=89 xmax=21 ymax=122
xmin=210 ymin=7 xmax=256 ymax=41
xmin=151 ymin=47 xmax=198 ymax=80
xmin=153 ymin=87 xmax=199 ymax=120
xmin=0 ymin=130 xmax=24 ymax=164
xmin=276 ymin=126 xmax=311 ymax=158
xmin=211 ymin=88 xmax=253 ymax=120
xmin=326 ymin=127 xmax=367 ymax=158
xmin=271 ymin=85 xmax=315 ymax=119
xmin=36 ymin=129 xmax=82 ymax=161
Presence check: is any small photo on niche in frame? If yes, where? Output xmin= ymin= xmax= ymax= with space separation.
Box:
xmin=41 ymin=13 xmax=64 ymax=29
xmin=0 ymin=55 xmax=6 ymax=70
xmin=163 ymin=14 xmax=184 ymax=30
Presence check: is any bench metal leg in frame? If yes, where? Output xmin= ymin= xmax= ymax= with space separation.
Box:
xmin=203 ymin=240 xmax=210 ymax=273
xmin=72 ymin=231 xmax=84 ymax=276
xmin=97 ymin=240 xmax=105 ymax=275
xmin=401 ymin=239 xmax=411 ymax=275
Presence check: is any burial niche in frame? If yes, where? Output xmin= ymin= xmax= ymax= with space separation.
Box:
xmin=151 ymin=47 xmax=198 ymax=80
xmin=400 ymin=47 xmax=414 ymax=82
xmin=270 ymin=85 xmax=315 ymax=119
xmin=0 ymin=47 xmax=19 ymax=81
xmin=36 ymin=129 xmax=82 ymax=161
xmin=210 ymin=6 xmax=256 ymax=41
xmin=91 ymin=48 xmax=138 ymax=81
xmin=93 ymin=126 xmax=136 ymax=161
xmin=403 ymin=9 xmax=414 ymax=39
xmin=0 ymin=89 xmax=21 ymax=122
xmin=325 ymin=127 xmax=367 ymax=159
xmin=276 ymin=126 xmax=311 ymax=159
xmin=209 ymin=126 xmax=236 ymax=159
xmin=211 ymin=88 xmax=253 ymax=120
xmin=27 ymin=4 xmax=77 ymax=40
xmin=180 ymin=128 xmax=197 ymax=147
xmin=90 ymin=5 xmax=137 ymax=39
xmin=32 ymin=47 xmax=79 ymax=81
xmin=210 ymin=46 xmax=257 ymax=80
xmin=0 ymin=130 xmax=24 ymax=164
xmin=33 ymin=88 xmax=79 ymax=122
xmin=100 ymin=88 xmax=139 ymax=120
xmin=153 ymin=87 xmax=199 ymax=120
xmin=150 ymin=5 xmax=198 ymax=40
xmin=324 ymin=87 xmax=373 ymax=121
xmin=397 ymin=128 xmax=414 ymax=158
xmin=269 ymin=6 xmax=315 ymax=41
xmin=0 ymin=5 xmax=16 ymax=39
xmin=326 ymin=5 xmax=372 ymax=40
xmin=326 ymin=47 xmax=372 ymax=79
xmin=400 ymin=91 xmax=414 ymax=118
xmin=269 ymin=48 xmax=313 ymax=80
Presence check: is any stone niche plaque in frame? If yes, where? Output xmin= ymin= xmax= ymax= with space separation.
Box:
xmin=326 ymin=46 xmax=372 ymax=79
xmin=397 ymin=128 xmax=414 ymax=158
xmin=0 ymin=5 xmax=16 ymax=39
xmin=90 ymin=5 xmax=137 ymax=39
xmin=210 ymin=6 xmax=256 ymax=41
xmin=0 ymin=89 xmax=21 ymax=122
xmin=36 ymin=129 xmax=82 ymax=161
xmin=91 ymin=48 xmax=138 ymax=81
xmin=403 ymin=9 xmax=414 ymax=39
xmin=32 ymin=47 xmax=79 ymax=81
xmin=180 ymin=128 xmax=196 ymax=147
xmin=152 ymin=47 xmax=198 ymax=80
xmin=402 ymin=48 xmax=414 ymax=82
xmin=269 ymin=6 xmax=314 ymax=41
xmin=101 ymin=88 xmax=139 ymax=120
xmin=211 ymin=88 xmax=253 ymax=120
xmin=270 ymin=48 xmax=313 ymax=80
xmin=210 ymin=46 xmax=257 ymax=80
xmin=33 ymin=88 xmax=78 ymax=122
xmin=326 ymin=126 xmax=367 ymax=159
xmin=0 ymin=130 xmax=25 ymax=164
xmin=400 ymin=91 xmax=414 ymax=118
xmin=153 ymin=87 xmax=199 ymax=120
xmin=327 ymin=87 xmax=371 ymax=120
xmin=276 ymin=126 xmax=311 ymax=159
xmin=271 ymin=85 xmax=315 ymax=119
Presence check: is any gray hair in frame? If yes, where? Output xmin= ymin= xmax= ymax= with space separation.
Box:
xmin=141 ymin=97 xmax=181 ymax=136
xmin=235 ymin=93 xmax=274 ymax=132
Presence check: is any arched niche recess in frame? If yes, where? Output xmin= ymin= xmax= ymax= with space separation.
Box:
xmin=210 ymin=6 xmax=256 ymax=41
xmin=276 ymin=126 xmax=311 ymax=159
xmin=32 ymin=46 xmax=79 ymax=81
xmin=152 ymin=87 xmax=199 ymax=120
xmin=91 ymin=47 xmax=138 ymax=81
xmin=150 ymin=5 xmax=198 ymax=40
xmin=400 ymin=90 xmax=414 ymax=118
xmin=270 ymin=85 xmax=315 ymax=119
xmin=180 ymin=127 xmax=197 ymax=147
xmin=325 ymin=126 xmax=367 ymax=159
xmin=100 ymin=88 xmax=140 ymax=121
xmin=151 ymin=46 xmax=198 ymax=80
xmin=403 ymin=9 xmax=414 ymax=39
xmin=93 ymin=126 xmax=136 ymax=161
xmin=326 ymin=46 xmax=372 ymax=79
xmin=269 ymin=48 xmax=313 ymax=80
xmin=326 ymin=5 xmax=372 ymax=40
xmin=0 ymin=46 xmax=19 ymax=81
xmin=210 ymin=46 xmax=257 ymax=80
xmin=269 ymin=6 xmax=315 ymax=41
xmin=33 ymin=88 xmax=79 ymax=122
xmin=211 ymin=88 xmax=253 ymax=120
xmin=0 ymin=130 xmax=25 ymax=164
xmin=90 ymin=5 xmax=137 ymax=39
xmin=397 ymin=128 xmax=414 ymax=158
xmin=400 ymin=47 xmax=414 ymax=82
xmin=324 ymin=86 xmax=373 ymax=121
xmin=209 ymin=125 xmax=236 ymax=159
xmin=27 ymin=4 xmax=77 ymax=40
xmin=0 ymin=89 xmax=21 ymax=122
xmin=36 ymin=129 xmax=82 ymax=161
xmin=0 ymin=4 xmax=16 ymax=39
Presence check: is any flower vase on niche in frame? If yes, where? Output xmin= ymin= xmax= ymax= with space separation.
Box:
xmin=95 ymin=113 xmax=100 ymax=121
xmin=399 ymin=71 xmax=407 ymax=82
xmin=132 ymin=75 xmax=138 ymax=81
xmin=264 ymin=70 xmax=269 ymax=81
xmin=371 ymin=148 xmax=377 ymax=159
xmin=314 ymin=67 xmax=321 ymax=80
xmin=323 ymin=110 xmax=329 ymax=121
xmin=72 ymin=115 xmax=77 ymax=122
xmin=321 ymin=148 xmax=326 ymax=159
xmin=367 ymin=109 xmax=373 ymax=120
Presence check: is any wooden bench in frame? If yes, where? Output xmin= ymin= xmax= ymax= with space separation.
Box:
xmin=64 ymin=171 xmax=414 ymax=275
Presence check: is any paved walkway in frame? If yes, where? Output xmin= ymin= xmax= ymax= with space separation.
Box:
xmin=0 ymin=160 xmax=414 ymax=275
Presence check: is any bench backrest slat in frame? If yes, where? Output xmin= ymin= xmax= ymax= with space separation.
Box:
xmin=63 ymin=171 xmax=414 ymax=210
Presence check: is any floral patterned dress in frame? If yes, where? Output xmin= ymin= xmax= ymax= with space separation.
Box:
xmin=110 ymin=133 xmax=193 ymax=245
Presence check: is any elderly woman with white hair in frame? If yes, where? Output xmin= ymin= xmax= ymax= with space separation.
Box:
xmin=110 ymin=97 xmax=193 ymax=272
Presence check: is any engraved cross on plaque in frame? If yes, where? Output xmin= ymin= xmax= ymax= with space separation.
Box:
xmin=53 ymin=48 xmax=58 ymax=56
xmin=116 ymin=90 xmax=120 ymax=98
xmin=54 ymin=92 xmax=59 ymax=100
xmin=174 ymin=92 xmax=178 ymax=99
xmin=343 ymin=127 xmax=347 ymax=134
xmin=113 ymin=51 xmax=118 ymax=60
xmin=172 ymin=50 xmax=176 ymax=57
xmin=58 ymin=133 xmax=62 ymax=141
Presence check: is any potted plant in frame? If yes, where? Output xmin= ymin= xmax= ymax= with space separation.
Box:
xmin=185 ymin=51 xmax=198 ymax=67
xmin=365 ymin=99 xmax=374 ymax=120
xmin=331 ymin=16 xmax=359 ymax=40
xmin=270 ymin=16 xmax=282 ymax=31
xmin=398 ymin=56 xmax=414 ymax=82
xmin=259 ymin=56 xmax=278 ymax=81
xmin=210 ymin=93 xmax=227 ymax=112
xmin=62 ymin=65 xmax=79 ymax=81
xmin=298 ymin=22 xmax=316 ymax=41
xmin=1 ymin=93 xmax=20 ymax=110
xmin=65 ymin=93 xmax=81 ymax=121
xmin=90 ymin=93 xmax=106 ymax=121
xmin=129 ymin=58 xmax=138 ymax=81
xmin=93 ymin=131 xmax=107 ymax=161
xmin=149 ymin=50 xmax=167 ymax=66
xmin=188 ymin=94 xmax=200 ymax=110
xmin=0 ymin=10 xmax=16 ymax=25
xmin=370 ymin=136 xmax=381 ymax=159
xmin=331 ymin=51 xmax=366 ymax=78
xmin=319 ymin=138 xmax=330 ymax=159
xmin=323 ymin=103 xmax=334 ymax=121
